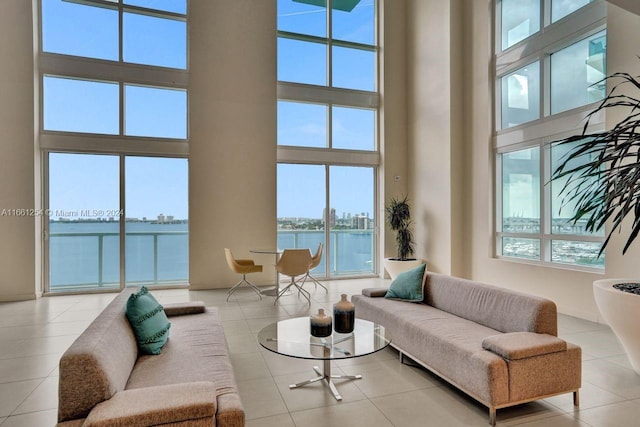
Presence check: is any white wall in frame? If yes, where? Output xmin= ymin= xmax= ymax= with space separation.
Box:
xmin=189 ymin=0 xmax=278 ymax=289
xmin=405 ymin=0 xmax=466 ymax=276
xmin=0 ymin=0 xmax=37 ymax=302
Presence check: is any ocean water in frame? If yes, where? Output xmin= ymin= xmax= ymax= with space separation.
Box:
xmin=49 ymin=223 xmax=374 ymax=290
xmin=49 ymin=221 xmax=188 ymax=289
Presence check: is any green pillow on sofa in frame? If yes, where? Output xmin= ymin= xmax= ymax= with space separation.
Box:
xmin=385 ymin=263 xmax=426 ymax=302
xmin=125 ymin=286 xmax=171 ymax=355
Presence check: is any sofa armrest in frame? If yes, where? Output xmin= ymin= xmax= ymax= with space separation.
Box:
xmin=361 ymin=288 xmax=388 ymax=297
xmin=83 ymin=382 xmax=216 ymax=427
xmin=482 ymin=332 xmax=567 ymax=360
xmin=163 ymin=301 xmax=206 ymax=316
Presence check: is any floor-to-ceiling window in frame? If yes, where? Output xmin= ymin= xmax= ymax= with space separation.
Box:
xmin=495 ymin=0 xmax=605 ymax=269
xmin=276 ymin=0 xmax=379 ymax=278
xmin=40 ymin=0 xmax=189 ymax=292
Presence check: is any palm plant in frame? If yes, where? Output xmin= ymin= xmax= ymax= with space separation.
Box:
xmin=551 ymin=71 xmax=640 ymax=255
xmin=385 ymin=195 xmax=415 ymax=260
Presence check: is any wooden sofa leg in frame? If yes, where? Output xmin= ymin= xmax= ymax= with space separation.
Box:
xmin=573 ymin=390 xmax=580 ymax=406
xmin=489 ymin=408 xmax=496 ymax=426
xmin=399 ymin=352 xmax=404 ymax=364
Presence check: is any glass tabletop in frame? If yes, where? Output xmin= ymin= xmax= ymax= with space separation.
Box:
xmin=257 ymin=317 xmax=391 ymax=360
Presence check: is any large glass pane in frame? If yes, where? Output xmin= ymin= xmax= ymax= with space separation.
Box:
xmin=278 ymin=101 xmax=328 ymax=147
xmin=333 ymin=0 xmax=376 ymax=45
xmin=277 ymin=164 xmax=327 ymax=275
xmin=332 ymin=46 xmax=375 ymax=91
xmin=44 ymin=76 xmax=119 ymax=134
xmin=332 ymin=106 xmax=375 ymax=150
xmin=125 ymin=0 xmax=187 ymax=14
xmin=49 ymin=153 xmax=120 ymax=291
xmin=502 ymin=147 xmax=540 ymax=233
xmin=330 ymin=166 xmax=374 ymax=275
xmin=42 ymin=0 xmax=118 ymax=60
xmin=123 ymin=12 xmax=187 ymax=69
xmin=278 ymin=0 xmax=327 ymax=37
xmin=552 ymin=240 xmax=603 ymax=267
xmin=501 ymin=62 xmax=540 ymax=128
xmin=278 ymin=38 xmax=327 ymax=85
xmin=502 ymin=237 xmax=540 ymax=260
xmin=552 ymin=0 xmax=594 ymax=22
xmin=551 ymin=141 xmax=604 ymax=236
xmin=125 ymin=85 xmax=187 ymax=139
xmin=551 ymin=31 xmax=606 ymax=114
xmin=125 ymin=157 xmax=188 ymax=286
xmin=501 ymin=0 xmax=540 ymax=50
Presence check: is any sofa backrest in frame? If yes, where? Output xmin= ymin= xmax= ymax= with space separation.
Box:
xmin=58 ymin=288 xmax=139 ymax=423
xmin=423 ymin=272 xmax=558 ymax=336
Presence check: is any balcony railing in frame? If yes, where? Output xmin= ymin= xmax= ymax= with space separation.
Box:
xmin=49 ymin=229 xmax=374 ymax=291
xmin=49 ymin=230 xmax=189 ymax=291
xmin=277 ymin=229 xmax=375 ymax=277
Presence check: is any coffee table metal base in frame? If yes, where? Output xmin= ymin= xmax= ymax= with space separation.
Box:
xmin=288 ymin=358 xmax=362 ymax=401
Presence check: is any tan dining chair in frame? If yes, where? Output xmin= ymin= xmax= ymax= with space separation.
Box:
xmin=274 ymin=248 xmax=312 ymax=305
xmin=225 ymin=248 xmax=263 ymax=302
xmin=299 ymin=242 xmax=327 ymax=292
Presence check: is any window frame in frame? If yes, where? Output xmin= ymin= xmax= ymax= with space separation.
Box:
xmin=277 ymin=0 xmax=380 ymax=279
xmin=38 ymin=0 xmax=190 ymax=294
xmin=493 ymin=0 xmax=607 ymax=271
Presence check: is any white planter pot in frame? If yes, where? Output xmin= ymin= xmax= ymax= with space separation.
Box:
xmin=383 ymin=258 xmax=424 ymax=280
xmin=593 ymin=279 xmax=640 ymax=375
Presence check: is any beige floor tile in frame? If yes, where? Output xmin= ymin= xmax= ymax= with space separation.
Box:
xmin=576 ymin=400 xmax=640 ymax=427
xmin=0 ymin=354 xmax=59 ymax=383
xmin=0 ymin=335 xmax=78 ymax=360
xmin=13 ymin=376 xmax=58 ymax=415
xmin=543 ymin=382 xmax=625 ymax=412
xmin=290 ymin=399 xmax=393 ymax=427
xmin=245 ymin=413 xmax=296 ymax=427
xmin=562 ymin=330 xmax=626 ymax=359
xmin=509 ymin=413 xmax=593 ymax=427
xmin=236 ymin=377 xmax=289 ymax=420
xmin=220 ymin=319 xmax=251 ymax=335
xmin=582 ymin=359 xmax=640 ymax=399
xmin=498 ymin=401 xmax=575 ymax=426
xmin=260 ymin=349 xmax=318 ymax=376
xmin=225 ymin=332 xmax=262 ymax=354
xmin=0 ymin=409 xmax=58 ymax=427
xmin=341 ymin=358 xmax=440 ymax=398
xmin=229 ymin=352 xmax=272 ymax=382
xmin=371 ymin=387 xmax=489 ymax=427
xmin=603 ymin=354 xmax=635 ymax=371
xmin=0 ymin=379 xmax=41 ymax=417
xmin=272 ymin=367 xmax=367 ymax=412
xmin=49 ymin=308 xmax=105 ymax=323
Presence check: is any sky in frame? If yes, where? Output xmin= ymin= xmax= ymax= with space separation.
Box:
xmin=45 ymin=0 xmax=376 ymax=221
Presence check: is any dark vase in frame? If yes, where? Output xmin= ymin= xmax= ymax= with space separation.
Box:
xmin=310 ymin=308 xmax=332 ymax=337
xmin=333 ymin=294 xmax=355 ymax=333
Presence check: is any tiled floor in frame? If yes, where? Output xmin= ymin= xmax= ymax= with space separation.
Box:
xmin=1 ymin=279 xmax=639 ymax=426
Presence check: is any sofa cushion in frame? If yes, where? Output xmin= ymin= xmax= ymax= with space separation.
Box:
xmin=125 ymin=286 xmax=171 ymax=355
xmin=424 ymin=272 xmax=558 ymax=335
xmin=83 ymin=382 xmax=216 ymax=427
xmin=385 ymin=263 xmax=426 ymax=301
xmin=482 ymin=332 xmax=567 ymax=360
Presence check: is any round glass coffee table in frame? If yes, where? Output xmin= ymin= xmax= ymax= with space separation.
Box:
xmin=257 ymin=316 xmax=391 ymax=401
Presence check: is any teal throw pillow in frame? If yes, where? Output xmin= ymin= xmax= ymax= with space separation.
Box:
xmin=125 ymin=286 xmax=171 ymax=355
xmin=385 ymin=263 xmax=426 ymax=302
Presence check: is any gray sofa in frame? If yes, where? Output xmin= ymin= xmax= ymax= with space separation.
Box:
xmin=57 ymin=288 xmax=244 ymax=427
xmin=352 ymin=272 xmax=581 ymax=425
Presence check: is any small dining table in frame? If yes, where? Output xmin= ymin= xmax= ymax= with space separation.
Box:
xmin=249 ymin=248 xmax=291 ymax=297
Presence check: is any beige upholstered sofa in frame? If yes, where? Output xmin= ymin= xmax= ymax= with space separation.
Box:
xmin=352 ymin=272 xmax=581 ymax=425
xmin=57 ymin=288 xmax=244 ymax=427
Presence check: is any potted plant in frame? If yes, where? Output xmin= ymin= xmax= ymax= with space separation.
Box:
xmin=551 ymin=70 xmax=640 ymax=375
xmin=383 ymin=195 xmax=423 ymax=279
